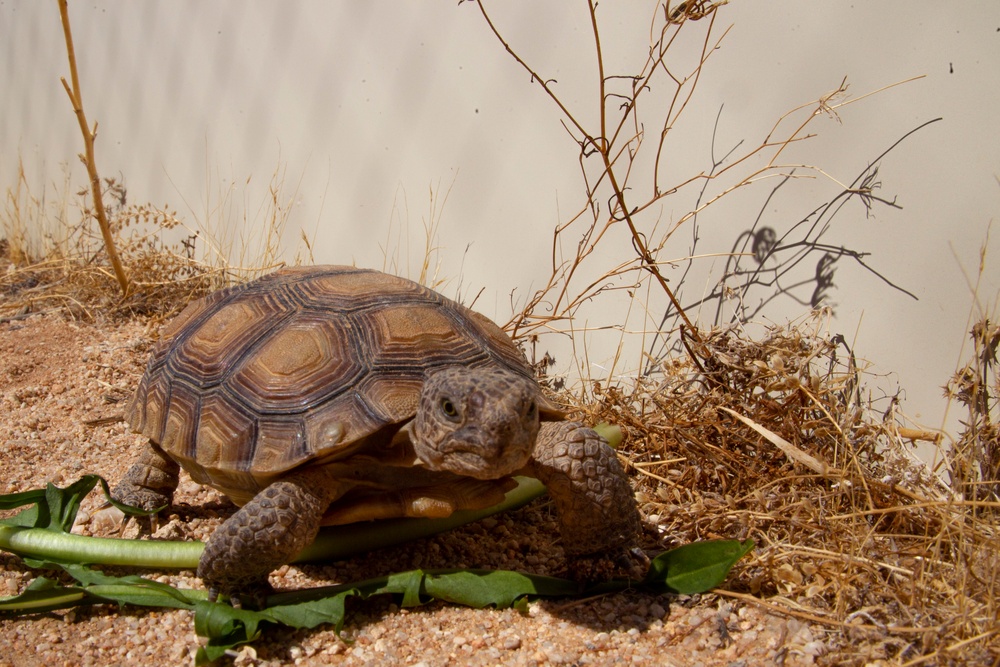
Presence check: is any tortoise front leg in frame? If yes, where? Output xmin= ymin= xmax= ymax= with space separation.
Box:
xmin=523 ymin=421 xmax=646 ymax=580
xmin=111 ymin=441 xmax=180 ymax=511
xmin=197 ymin=468 xmax=348 ymax=607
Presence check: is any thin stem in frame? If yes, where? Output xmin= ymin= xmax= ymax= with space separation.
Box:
xmin=585 ymin=0 xmax=698 ymax=339
xmin=57 ymin=0 xmax=130 ymax=297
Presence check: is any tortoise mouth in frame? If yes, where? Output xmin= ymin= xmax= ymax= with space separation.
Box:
xmin=417 ymin=430 xmax=532 ymax=480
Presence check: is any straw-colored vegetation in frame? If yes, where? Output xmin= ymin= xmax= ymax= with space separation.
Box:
xmin=0 ymin=1 xmax=305 ymax=321
xmin=587 ymin=309 xmax=999 ymax=665
xmin=2 ymin=1 xmax=998 ymax=665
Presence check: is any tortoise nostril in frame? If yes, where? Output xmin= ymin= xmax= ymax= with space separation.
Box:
xmin=469 ymin=391 xmax=485 ymax=409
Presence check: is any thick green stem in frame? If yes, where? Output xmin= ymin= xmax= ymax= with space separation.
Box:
xmin=0 ymin=525 xmax=203 ymax=568
xmin=300 ymin=476 xmax=546 ymax=561
xmin=0 ymin=477 xmax=549 ymax=570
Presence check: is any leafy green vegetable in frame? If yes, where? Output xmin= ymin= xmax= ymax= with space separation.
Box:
xmin=0 ymin=475 xmax=105 ymax=531
xmin=422 ymin=569 xmax=578 ymax=608
xmin=0 ymin=475 xmax=754 ymax=664
xmin=647 ymin=538 xmax=755 ymax=594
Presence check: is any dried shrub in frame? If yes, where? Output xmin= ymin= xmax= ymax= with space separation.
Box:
xmin=945 ymin=318 xmax=1000 ymax=504
xmin=1 ymin=168 xmax=225 ymax=322
xmin=571 ymin=310 xmax=998 ymax=665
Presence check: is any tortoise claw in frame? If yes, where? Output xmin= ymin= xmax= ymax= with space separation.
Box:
xmin=566 ymin=546 xmax=651 ymax=584
xmin=115 ymin=511 xmax=159 ymax=537
xmin=204 ymin=580 xmax=274 ymax=610
xmin=622 ymin=547 xmax=651 ymax=580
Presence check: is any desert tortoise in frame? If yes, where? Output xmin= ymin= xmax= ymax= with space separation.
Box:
xmin=113 ymin=265 xmax=642 ymax=605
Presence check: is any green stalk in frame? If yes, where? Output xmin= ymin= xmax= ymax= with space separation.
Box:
xmin=0 ymin=588 xmax=89 ymax=612
xmin=0 ymin=525 xmax=204 ymax=568
xmin=299 ymin=476 xmax=546 ymax=561
xmin=0 ymin=477 xmax=548 ymax=570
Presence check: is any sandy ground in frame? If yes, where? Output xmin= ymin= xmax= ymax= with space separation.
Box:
xmin=0 ymin=312 xmax=831 ymax=666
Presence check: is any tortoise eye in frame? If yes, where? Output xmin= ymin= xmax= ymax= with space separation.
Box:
xmin=526 ymin=401 xmax=537 ymax=419
xmin=440 ymin=398 xmax=459 ymax=420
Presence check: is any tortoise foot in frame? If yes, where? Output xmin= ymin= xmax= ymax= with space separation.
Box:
xmin=566 ymin=547 xmax=650 ymax=584
xmin=206 ymin=578 xmax=275 ymax=610
xmin=197 ymin=474 xmax=333 ymax=608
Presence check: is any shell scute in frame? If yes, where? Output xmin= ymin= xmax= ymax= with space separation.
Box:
xmin=228 ymin=314 xmax=365 ymax=414
xmin=194 ymin=391 xmax=257 ymax=472
xmin=158 ymin=380 xmax=199 ymax=463
xmin=168 ymin=295 xmax=298 ymax=388
xmin=364 ymin=303 xmax=489 ymax=369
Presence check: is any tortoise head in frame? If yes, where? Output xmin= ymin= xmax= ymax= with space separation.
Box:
xmin=411 ymin=366 xmax=563 ymax=479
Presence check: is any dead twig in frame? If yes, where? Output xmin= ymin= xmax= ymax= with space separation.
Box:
xmin=57 ymin=0 xmax=130 ymax=297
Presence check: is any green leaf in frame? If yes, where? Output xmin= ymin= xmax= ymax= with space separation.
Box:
xmin=261 ymin=588 xmax=355 ymax=634
xmin=646 ymin=538 xmax=755 ymax=594
xmin=424 ymin=569 xmax=578 ymax=608
xmin=188 ymin=568 xmax=581 ymax=661
xmin=0 ymin=475 xmax=111 ymax=532
xmin=194 ymin=601 xmax=266 ymax=664
xmin=0 ymin=584 xmax=93 ymax=615
xmin=0 ymin=542 xmax=755 ymax=663
xmin=0 ymin=475 xmax=164 ymax=534
xmin=0 ymin=488 xmax=47 ymax=528
xmin=57 ymin=563 xmax=200 ymax=608
xmin=45 ymin=476 xmax=102 ymax=532
xmin=0 ymin=563 xmax=201 ymax=616
xmin=382 ymin=569 xmax=427 ymax=608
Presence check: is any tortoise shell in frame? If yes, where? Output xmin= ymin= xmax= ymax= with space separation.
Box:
xmin=125 ymin=265 xmax=536 ymax=502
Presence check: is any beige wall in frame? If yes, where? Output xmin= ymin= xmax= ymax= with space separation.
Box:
xmin=2 ymin=2 xmax=997 ymax=443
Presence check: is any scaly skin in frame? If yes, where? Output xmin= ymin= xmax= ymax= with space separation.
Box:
xmin=523 ymin=421 xmax=646 ymax=580
xmin=112 ymin=443 xmax=180 ymax=511
xmin=411 ymin=366 xmax=543 ymax=480
xmin=413 ymin=367 xmax=645 ymax=580
xmin=197 ymin=468 xmax=347 ymax=607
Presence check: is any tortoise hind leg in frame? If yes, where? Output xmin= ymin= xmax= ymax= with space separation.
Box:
xmin=522 ymin=421 xmax=647 ymax=581
xmin=112 ymin=441 xmax=180 ymax=512
xmin=197 ymin=467 xmax=350 ymax=608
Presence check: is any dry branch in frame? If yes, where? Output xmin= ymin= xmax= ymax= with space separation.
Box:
xmin=57 ymin=0 xmax=129 ymax=297
xmin=579 ymin=312 xmax=999 ymax=663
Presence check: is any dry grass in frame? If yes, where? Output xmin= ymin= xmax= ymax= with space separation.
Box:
xmin=464 ymin=9 xmax=998 ymax=661
xmin=0 ymin=155 xmax=309 ymax=323
xmin=0 ymin=0 xmax=308 ymax=322
xmin=573 ymin=307 xmax=1000 ymax=665
xmin=1 ymin=161 xmax=222 ymax=322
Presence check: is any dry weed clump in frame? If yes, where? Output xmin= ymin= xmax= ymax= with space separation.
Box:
xmin=1 ymin=170 xmax=227 ymax=322
xmin=945 ymin=318 xmax=1000 ymax=505
xmin=582 ymin=311 xmax=998 ymax=665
